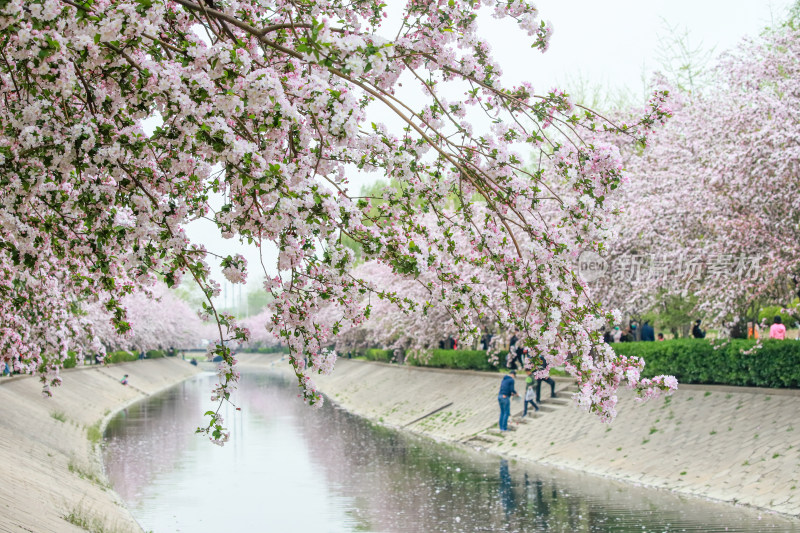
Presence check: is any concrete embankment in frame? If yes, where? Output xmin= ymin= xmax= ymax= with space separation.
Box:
xmin=242 ymin=353 xmax=800 ymax=518
xmin=0 ymin=358 xmax=201 ymax=533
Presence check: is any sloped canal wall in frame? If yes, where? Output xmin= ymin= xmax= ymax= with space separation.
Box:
xmin=243 ymin=353 xmax=800 ymax=517
xmin=0 ymin=358 xmax=201 ymax=533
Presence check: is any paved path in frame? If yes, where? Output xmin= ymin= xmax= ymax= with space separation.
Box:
xmin=244 ymin=353 xmax=800 ymax=518
xmin=0 ymin=358 xmax=201 ymax=533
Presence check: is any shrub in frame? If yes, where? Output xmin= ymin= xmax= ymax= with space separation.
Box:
xmin=406 ymin=349 xmax=499 ymax=372
xmin=363 ymin=348 xmax=394 ymax=362
xmin=61 ymin=352 xmax=78 ymax=369
xmin=146 ymin=349 xmax=165 ymax=359
xmin=38 ymin=351 xmax=79 ymax=370
xmin=612 ymin=339 xmax=800 ymax=388
xmin=253 ymin=346 xmax=290 ymax=354
xmin=104 ymin=350 xmax=137 ymax=364
xmin=758 ymin=304 xmax=798 ymax=328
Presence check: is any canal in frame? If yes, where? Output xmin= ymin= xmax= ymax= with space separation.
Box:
xmin=103 ymin=370 xmax=799 ymax=532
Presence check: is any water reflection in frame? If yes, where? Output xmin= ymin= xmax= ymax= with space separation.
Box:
xmin=499 ymin=460 xmax=516 ymax=520
xmin=103 ymin=371 xmax=800 ymax=533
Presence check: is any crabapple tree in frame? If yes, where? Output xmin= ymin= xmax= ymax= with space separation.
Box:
xmin=587 ymin=21 xmax=800 ymax=334
xmin=88 ymin=283 xmax=208 ymax=352
xmin=1 ymin=0 xmax=675 ymax=442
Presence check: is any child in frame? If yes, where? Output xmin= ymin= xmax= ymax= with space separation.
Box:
xmin=120 ymin=374 xmax=129 ymax=386
xmin=523 ymin=370 xmax=539 ymax=416
xmin=770 ymin=316 xmax=787 ymax=340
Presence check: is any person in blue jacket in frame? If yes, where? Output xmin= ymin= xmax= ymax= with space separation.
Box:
xmin=640 ymin=320 xmax=655 ymax=342
xmin=497 ymin=370 xmax=518 ymax=431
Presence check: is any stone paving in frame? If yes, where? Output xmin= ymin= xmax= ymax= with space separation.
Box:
xmin=244 ymin=353 xmax=800 ymax=518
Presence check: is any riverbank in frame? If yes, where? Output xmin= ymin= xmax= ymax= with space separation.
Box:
xmin=0 ymin=358 xmax=201 ymax=533
xmin=242 ymin=353 xmax=800 ymax=518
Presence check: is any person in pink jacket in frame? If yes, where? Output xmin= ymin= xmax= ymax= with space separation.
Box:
xmin=769 ymin=316 xmax=787 ymax=340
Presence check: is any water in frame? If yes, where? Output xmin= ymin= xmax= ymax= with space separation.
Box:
xmin=103 ymin=370 xmax=800 ymax=532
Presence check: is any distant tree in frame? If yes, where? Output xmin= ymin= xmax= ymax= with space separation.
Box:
xmin=655 ymin=19 xmax=715 ymax=95
xmin=246 ymin=283 xmax=273 ymax=316
xmin=85 ymin=284 xmax=207 ymax=356
xmin=558 ymin=72 xmax=641 ymax=113
xmin=174 ymin=279 xmax=208 ymax=310
xmin=588 ymin=19 xmax=800 ymax=337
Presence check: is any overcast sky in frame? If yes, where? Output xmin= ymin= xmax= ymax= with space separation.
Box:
xmin=185 ymin=0 xmax=795 ymax=298
xmin=495 ymin=0 xmax=792 ymax=93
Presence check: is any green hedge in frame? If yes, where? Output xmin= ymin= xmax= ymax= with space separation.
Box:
xmin=61 ymin=352 xmax=78 ymax=369
xmin=105 ymin=350 xmax=138 ymax=364
xmin=36 ymin=350 xmax=137 ymax=370
xmin=252 ymin=346 xmax=290 ymax=354
xmin=612 ymin=339 xmax=800 ymax=388
xmin=363 ymin=348 xmax=394 ymax=362
xmin=351 ymin=339 xmax=800 ymax=388
xmin=406 ymin=349 xmax=500 ymax=372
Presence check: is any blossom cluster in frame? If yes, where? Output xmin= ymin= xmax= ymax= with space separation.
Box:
xmin=589 ymin=21 xmax=800 ymax=332
xmin=1 ymin=0 xmax=676 ymax=439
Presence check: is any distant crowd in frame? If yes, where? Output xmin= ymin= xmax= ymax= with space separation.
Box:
xmin=446 ymin=315 xmax=797 ymax=368
xmin=493 ymin=314 xmax=793 ymax=433
xmin=599 ymin=316 xmax=793 ymax=343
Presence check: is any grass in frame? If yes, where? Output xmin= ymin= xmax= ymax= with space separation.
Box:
xmin=51 ymin=411 xmax=67 ymax=423
xmin=68 ymin=459 xmax=108 ymax=488
xmin=87 ymin=422 xmax=102 ymax=446
xmin=63 ymin=502 xmax=135 ymax=533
